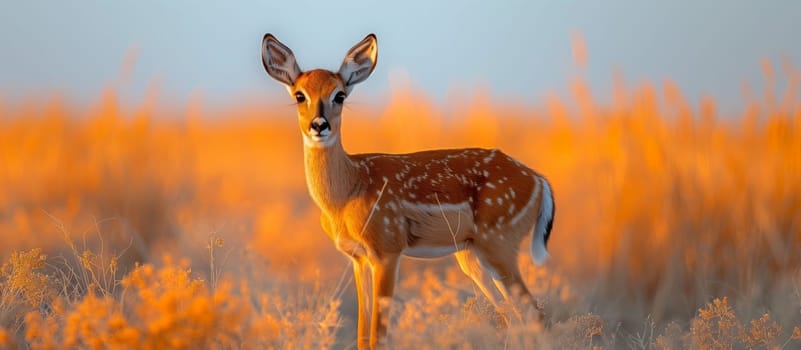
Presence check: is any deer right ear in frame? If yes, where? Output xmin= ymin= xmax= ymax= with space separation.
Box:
xmin=262 ymin=34 xmax=302 ymax=88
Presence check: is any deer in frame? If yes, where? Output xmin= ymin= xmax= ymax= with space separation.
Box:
xmin=261 ymin=33 xmax=555 ymax=349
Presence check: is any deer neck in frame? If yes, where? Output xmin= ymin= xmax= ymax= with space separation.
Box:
xmin=303 ymin=137 xmax=360 ymax=213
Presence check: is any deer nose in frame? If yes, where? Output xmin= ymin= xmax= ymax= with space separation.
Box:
xmin=310 ymin=117 xmax=331 ymax=135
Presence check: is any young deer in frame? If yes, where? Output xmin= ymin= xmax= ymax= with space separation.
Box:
xmin=261 ymin=33 xmax=555 ymax=349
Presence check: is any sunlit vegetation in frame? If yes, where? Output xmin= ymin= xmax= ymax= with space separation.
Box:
xmin=1 ymin=57 xmax=800 ymax=348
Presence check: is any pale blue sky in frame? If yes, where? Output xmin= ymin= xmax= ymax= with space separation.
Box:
xmin=0 ymin=1 xmax=798 ymax=112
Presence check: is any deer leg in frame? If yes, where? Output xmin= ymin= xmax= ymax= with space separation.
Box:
xmin=477 ymin=247 xmax=543 ymax=323
xmin=499 ymin=272 xmax=546 ymax=322
xmin=351 ymin=257 xmax=371 ymax=350
xmin=454 ymin=248 xmax=507 ymax=318
xmin=369 ymin=254 xmax=399 ymax=349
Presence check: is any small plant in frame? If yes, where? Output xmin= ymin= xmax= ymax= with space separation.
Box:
xmin=0 ymin=248 xmax=53 ymax=332
xmin=206 ymin=234 xmax=233 ymax=291
xmin=690 ymin=297 xmax=742 ymax=349
xmin=625 ymin=315 xmax=656 ymax=350
xmin=1 ymin=249 xmax=51 ymax=309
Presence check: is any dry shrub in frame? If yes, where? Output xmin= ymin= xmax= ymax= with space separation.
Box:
xmin=1 ymin=249 xmax=51 ymax=307
xmin=389 ymin=269 xmax=502 ymax=349
xmin=690 ymin=297 xmax=742 ymax=349
xmin=653 ymin=322 xmax=687 ymax=350
xmin=16 ymin=254 xmax=342 ymax=350
xmin=0 ymin=249 xmax=53 ymax=328
xmin=546 ymin=313 xmax=606 ymax=349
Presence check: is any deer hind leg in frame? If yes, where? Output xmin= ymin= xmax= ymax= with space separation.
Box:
xmin=491 ymin=274 xmax=543 ymax=323
xmin=454 ymin=246 xmax=509 ymax=324
xmin=475 ymin=244 xmax=543 ymax=324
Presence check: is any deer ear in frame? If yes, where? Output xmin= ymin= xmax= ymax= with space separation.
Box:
xmin=338 ymin=34 xmax=377 ymax=92
xmin=262 ymin=34 xmax=302 ymax=88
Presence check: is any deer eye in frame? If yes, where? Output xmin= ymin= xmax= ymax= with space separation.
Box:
xmin=333 ymin=91 xmax=347 ymax=104
xmin=294 ymin=92 xmax=306 ymax=103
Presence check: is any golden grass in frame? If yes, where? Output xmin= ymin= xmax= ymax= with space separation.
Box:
xmin=1 ymin=60 xmax=800 ymax=348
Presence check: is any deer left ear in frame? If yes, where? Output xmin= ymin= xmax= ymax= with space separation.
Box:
xmin=338 ymin=34 xmax=378 ymax=92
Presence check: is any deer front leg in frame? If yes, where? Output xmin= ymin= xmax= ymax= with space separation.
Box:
xmin=369 ymin=254 xmax=399 ymax=349
xmin=351 ymin=256 xmax=371 ymax=350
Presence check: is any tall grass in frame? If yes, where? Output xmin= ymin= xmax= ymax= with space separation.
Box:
xmin=0 ymin=59 xmax=800 ymax=348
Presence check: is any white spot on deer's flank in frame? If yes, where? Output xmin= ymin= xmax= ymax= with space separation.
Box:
xmin=383 ymin=217 xmax=390 ymax=225
xmin=496 ymin=197 xmax=503 ymax=205
xmin=486 ymin=182 xmax=496 ymax=189
xmin=484 ymin=198 xmax=492 ymax=205
xmin=483 ymin=170 xmax=490 ymax=177
xmin=482 ymin=233 xmax=488 ymax=240
xmin=499 ymin=234 xmax=505 ymax=240
xmin=483 ymin=152 xmax=495 ymax=164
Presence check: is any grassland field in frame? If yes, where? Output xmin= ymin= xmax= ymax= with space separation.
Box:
xmin=0 ymin=60 xmax=800 ymax=349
